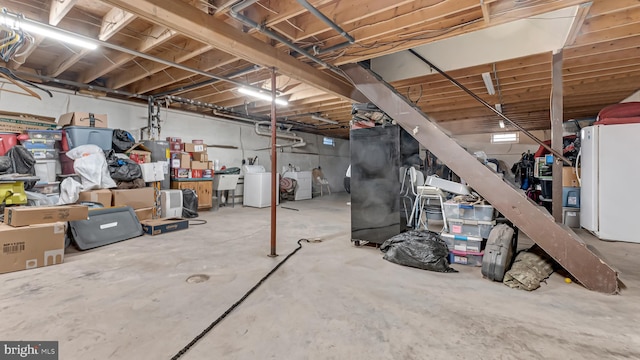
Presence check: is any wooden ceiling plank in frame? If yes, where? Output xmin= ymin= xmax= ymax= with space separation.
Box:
xmin=99 ymin=0 xmax=358 ymax=101
xmin=130 ymin=51 xmax=239 ymax=94
xmin=573 ymin=22 xmax=640 ymax=46
xmin=108 ymin=43 xmax=214 ymax=89
xmin=588 ymin=0 xmax=640 ymax=17
xmin=291 ymin=0 xmax=419 ymax=42
xmin=99 ymin=8 xmax=136 ymax=41
xmin=49 ymin=0 xmax=79 ymax=25
xmin=580 ymin=7 xmax=640 ymax=34
xmin=564 ymin=2 xmax=591 ymax=46
xmin=335 ymin=0 xmax=590 ymax=65
xmin=79 ymin=24 xmax=177 ymax=83
xmin=480 ymin=0 xmax=491 ymax=23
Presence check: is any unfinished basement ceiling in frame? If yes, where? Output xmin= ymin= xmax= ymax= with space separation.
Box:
xmin=0 ymin=0 xmax=638 ymax=138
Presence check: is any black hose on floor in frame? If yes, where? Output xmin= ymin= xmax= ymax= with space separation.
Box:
xmin=171 ymin=238 xmax=311 ymax=359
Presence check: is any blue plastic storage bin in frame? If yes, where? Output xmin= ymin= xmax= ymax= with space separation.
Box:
xmin=64 ymin=126 xmax=113 ymax=151
xmin=562 ymin=187 xmax=580 ymax=208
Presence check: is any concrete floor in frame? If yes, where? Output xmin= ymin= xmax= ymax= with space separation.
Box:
xmin=1 ymin=193 xmax=639 ymax=359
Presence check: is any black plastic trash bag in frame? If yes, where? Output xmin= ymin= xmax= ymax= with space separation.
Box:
xmin=182 ymin=189 xmax=198 ymax=218
xmin=6 ymin=146 xmax=37 ymax=190
xmin=0 ymin=156 xmax=11 ymax=174
xmin=112 ymin=129 xmax=136 ymax=153
xmin=380 ymin=230 xmax=457 ymax=273
xmin=105 ymin=150 xmax=142 ymax=182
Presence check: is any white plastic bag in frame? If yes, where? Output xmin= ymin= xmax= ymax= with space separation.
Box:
xmin=68 ymin=145 xmax=117 ymax=190
xmin=57 ymin=177 xmax=83 ymax=204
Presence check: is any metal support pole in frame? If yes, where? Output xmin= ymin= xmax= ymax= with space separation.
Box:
xmin=269 ymin=68 xmax=278 ymax=257
xmin=551 ymin=50 xmax=564 ymax=223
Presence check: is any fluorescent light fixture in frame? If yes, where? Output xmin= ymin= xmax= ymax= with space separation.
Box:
xmin=238 ymin=87 xmax=288 ymax=106
xmin=491 ymin=132 xmax=519 ymax=144
xmin=312 ymin=114 xmax=338 ymax=125
xmin=0 ymin=13 xmax=97 ymax=50
xmin=482 ymin=72 xmax=495 ymax=95
xmin=495 ymin=103 xmax=503 ymax=113
xmin=499 ymin=119 xmax=505 ymax=128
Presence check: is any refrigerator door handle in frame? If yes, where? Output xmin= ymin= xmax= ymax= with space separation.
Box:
xmin=575 ymin=149 xmax=582 ymax=187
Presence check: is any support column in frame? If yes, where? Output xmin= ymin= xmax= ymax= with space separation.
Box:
xmin=269 ymin=68 xmax=278 ymax=257
xmin=551 ymin=50 xmax=564 ymax=223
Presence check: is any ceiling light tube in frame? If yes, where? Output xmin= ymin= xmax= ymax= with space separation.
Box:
xmin=311 ymin=114 xmax=338 ymax=124
xmin=238 ymin=87 xmax=288 ymax=106
xmin=481 ymin=72 xmax=495 ymax=95
xmin=499 ymin=119 xmax=505 ymax=129
xmin=0 ymin=12 xmax=97 ymax=50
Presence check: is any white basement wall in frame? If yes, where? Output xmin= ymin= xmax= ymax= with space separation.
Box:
xmin=0 ymin=83 xmax=350 ymax=193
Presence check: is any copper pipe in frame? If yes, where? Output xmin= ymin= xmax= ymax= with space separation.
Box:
xmin=269 ymin=68 xmax=278 ymax=257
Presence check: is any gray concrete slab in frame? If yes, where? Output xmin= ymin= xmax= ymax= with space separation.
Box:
xmin=1 ymin=193 xmax=639 ymax=359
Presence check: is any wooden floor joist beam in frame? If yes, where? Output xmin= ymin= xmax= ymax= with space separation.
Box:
xmin=342 ymin=63 xmax=619 ymax=294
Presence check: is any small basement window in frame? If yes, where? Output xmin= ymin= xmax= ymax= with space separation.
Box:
xmin=491 ymin=132 xmax=519 ymax=144
xmin=323 ymin=137 xmax=335 ymax=146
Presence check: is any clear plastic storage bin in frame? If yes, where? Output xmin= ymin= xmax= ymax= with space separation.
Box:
xmin=28 ymin=149 xmax=59 ymax=160
xmin=20 ymin=139 xmax=57 ymax=149
xmin=26 ymin=130 xmax=63 ymax=141
xmin=440 ymin=232 xmax=484 ymax=252
xmin=449 ymin=250 xmax=484 ymax=266
xmin=443 ymin=201 xmax=495 ymax=221
xmin=448 ymin=218 xmax=496 ymax=239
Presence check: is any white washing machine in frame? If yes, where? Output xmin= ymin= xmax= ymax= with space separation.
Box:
xmin=243 ymin=165 xmax=279 ymax=208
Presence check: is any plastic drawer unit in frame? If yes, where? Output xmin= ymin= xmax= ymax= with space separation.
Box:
xmin=64 ymin=126 xmax=114 ymax=151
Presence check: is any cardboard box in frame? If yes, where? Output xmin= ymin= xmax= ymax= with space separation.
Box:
xmin=166 ymin=137 xmax=182 ymax=143
xmin=111 ymin=187 xmax=155 ymax=210
xmin=562 ymin=167 xmax=580 ymax=187
xmin=4 ymin=205 xmax=89 ymax=227
xmin=193 ymin=152 xmax=208 ymax=162
xmin=0 ymin=222 xmax=65 ymax=275
xmin=126 ymin=143 xmax=152 ymax=164
xmin=58 ymin=112 xmax=108 ymax=128
xmin=191 ymin=161 xmax=209 ymax=170
xmin=135 ymin=207 xmax=154 ymax=221
xmin=141 ymin=218 xmax=189 ymax=236
xmin=0 ymin=112 xmax=57 ymax=133
xmin=170 ymin=142 xmax=183 ymax=151
xmin=78 ymin=189 xmax=112 ymax=206
xmin=177 ymin=153 xmax=191 ymax=168
xmin=184 ymin=143 xmax=205 ymax=153
xmin=140 ymin=162 xmax=166 ymax=182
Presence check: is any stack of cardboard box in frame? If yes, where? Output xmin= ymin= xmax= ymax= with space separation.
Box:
xmin=77 ymin=187 xmax=156 ymax=221
xmin=0 ymin=205 xmax=89 ymax=275
xmin=168 ymin=137 xmax=214 ymax=179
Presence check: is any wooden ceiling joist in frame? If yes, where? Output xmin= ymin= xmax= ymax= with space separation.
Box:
xmin=98 ymin=0 xmax=359 ymax=101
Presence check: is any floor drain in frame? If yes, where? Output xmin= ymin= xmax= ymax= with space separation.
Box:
xmin=186 ymin=274 xmax=210 ymax=284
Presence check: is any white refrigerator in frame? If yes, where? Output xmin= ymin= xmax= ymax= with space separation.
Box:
xmin=580 ymin=123 xmax=640 ymax=243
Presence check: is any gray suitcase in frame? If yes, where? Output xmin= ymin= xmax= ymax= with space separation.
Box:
xmin=481 ymin=223 xmax=517 ymax=281
xmin=69 ymin=206 xmax=143 ymax=250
